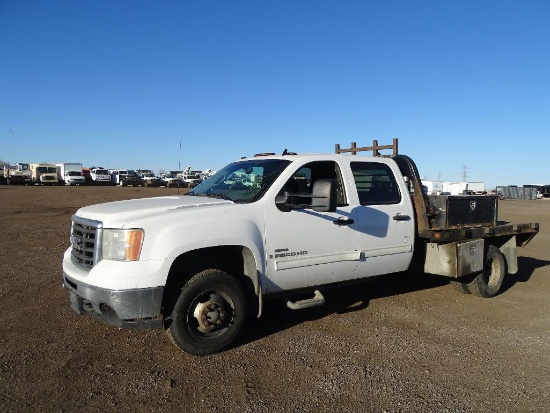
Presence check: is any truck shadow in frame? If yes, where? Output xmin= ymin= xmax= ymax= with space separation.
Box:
xmin=240 ymin=271 xmax=448 ymax=348
xmin=239 ymin=257 xmax=550 ymax=349
xmin=500 ymin=256 xmax=550 ymax=294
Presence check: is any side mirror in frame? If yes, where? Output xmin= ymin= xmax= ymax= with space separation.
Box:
xmin=311 ymin=179 xmax=337 ymax=212
xmin=275 ymin=193 xmax=291 ymax=206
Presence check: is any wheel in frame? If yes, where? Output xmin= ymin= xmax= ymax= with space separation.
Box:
xmin=467 ymin=245 xmax=506 ymax=298
xmin=168 ymin=269 xmax=248 ymax=356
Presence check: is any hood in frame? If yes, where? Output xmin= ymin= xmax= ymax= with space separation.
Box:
xmin=75 ymin=195 xmax=233 ymax=227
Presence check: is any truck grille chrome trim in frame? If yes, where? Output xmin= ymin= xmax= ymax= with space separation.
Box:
xmin=70 ymin=215 xmax=104 ymax=269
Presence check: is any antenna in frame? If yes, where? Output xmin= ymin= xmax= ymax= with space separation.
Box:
xmin=137 ymin=136 xmax=140 ymax=171
xmin=178 ymin=139 xmax=182 ymax=196
xmin=178 ymin=138 xmax=182 ymax=171
xmin=9 ymin=127 xmax=13 ymax=165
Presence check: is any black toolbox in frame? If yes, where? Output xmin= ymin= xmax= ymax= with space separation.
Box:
xmin=427 ymin=195 xmax=498 ymax=230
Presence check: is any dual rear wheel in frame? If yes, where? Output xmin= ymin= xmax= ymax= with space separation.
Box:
xmin=451 ymin=245 xmax=507 ymax=298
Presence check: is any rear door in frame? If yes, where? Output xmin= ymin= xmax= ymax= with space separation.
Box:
xmin=349 ymin=160 xmax=415 ymax=277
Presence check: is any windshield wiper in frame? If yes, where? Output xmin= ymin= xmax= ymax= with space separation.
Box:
xmin=196 ymin=192 xmax=232 ymax=201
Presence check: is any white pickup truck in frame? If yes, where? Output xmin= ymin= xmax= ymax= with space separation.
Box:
xmin=62 ymin=142 xmax=539 ymax=355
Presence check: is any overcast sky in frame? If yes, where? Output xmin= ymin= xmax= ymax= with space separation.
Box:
xmin=1 ymin=0 xmax=549 ymax=188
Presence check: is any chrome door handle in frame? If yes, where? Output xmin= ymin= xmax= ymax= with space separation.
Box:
xmin=333 ymin=218 xmax=354 ymax=226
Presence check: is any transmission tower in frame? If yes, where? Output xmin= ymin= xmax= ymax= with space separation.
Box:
xmin=461 ymin=165 xmax=470 ymax=181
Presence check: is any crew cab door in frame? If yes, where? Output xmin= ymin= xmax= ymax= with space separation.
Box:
xmin=349 ymin=160 xmax=415 ymax=277
xmin=263 ymin=160 xmax=360 ymax=293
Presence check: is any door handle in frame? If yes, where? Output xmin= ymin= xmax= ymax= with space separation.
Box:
xmin=393 ymin=213 xmax=411 ymax=221
xmin=333 ymin=218 xmax=354 ymax=226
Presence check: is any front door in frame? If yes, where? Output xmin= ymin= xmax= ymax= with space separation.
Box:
xmin=263 ymin=160 xmax=360 ymax=293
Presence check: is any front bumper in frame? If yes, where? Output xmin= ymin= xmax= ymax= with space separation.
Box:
xmin=67 ymin=179 xmax=86 ymax=185
xmin=63 ymin=273 xmax=164 ymax=330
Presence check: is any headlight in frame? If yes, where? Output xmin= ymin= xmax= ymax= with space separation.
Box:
xmin=102 ymin=229 xmax=144 ymax=261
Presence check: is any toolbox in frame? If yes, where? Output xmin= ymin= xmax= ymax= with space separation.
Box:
xmin=427 ymin=195 xmax=498 ymax=230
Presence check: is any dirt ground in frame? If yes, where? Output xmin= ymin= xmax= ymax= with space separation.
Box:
xmin=0 ymin=186 xmax=548 ymax=413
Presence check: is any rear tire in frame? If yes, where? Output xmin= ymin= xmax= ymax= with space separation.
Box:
xmin=168 ymin=269 xmax=248 ymax=356
xmin=467 ymin=245 xmax=506 ymax=298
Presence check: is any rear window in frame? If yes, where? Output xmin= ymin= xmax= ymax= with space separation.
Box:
xmin=350 ymin=162 xmax=401 ymax=205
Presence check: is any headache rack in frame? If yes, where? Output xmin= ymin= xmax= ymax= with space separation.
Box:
xmin=335 ymin=139 xmax=399 ymax=157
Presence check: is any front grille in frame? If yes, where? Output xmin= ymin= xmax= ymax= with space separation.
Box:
xmin=70 ymin=216 xmax=103 ymax=269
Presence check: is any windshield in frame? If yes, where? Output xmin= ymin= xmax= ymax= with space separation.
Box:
xmin=95 ymin=169 xmax=109 ymax=175
xmin=37 ymin=166 xmax=56 ymax=173
xmin=188 ymin=159 xmax=291 ymax=203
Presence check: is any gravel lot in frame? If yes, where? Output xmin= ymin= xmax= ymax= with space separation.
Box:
xmin=1 ymin=186 xmax=548 ymax=412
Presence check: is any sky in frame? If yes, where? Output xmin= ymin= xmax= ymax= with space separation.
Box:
xmin=1 ymin=0 xmax=549 ymax=189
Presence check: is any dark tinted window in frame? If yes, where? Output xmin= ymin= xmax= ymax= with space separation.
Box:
xmin=351 ymin=162 xmax=401 ymax=205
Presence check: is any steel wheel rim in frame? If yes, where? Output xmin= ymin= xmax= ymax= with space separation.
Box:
xmin=186 ymin=290 xmax=235 ymax=339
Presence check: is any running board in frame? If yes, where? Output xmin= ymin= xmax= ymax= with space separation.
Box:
xmin=286 ymin=290 xmax=325 ymax=310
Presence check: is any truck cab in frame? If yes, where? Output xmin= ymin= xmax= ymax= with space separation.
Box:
xmin=90 ymin=167 xmax=111 ymax=185
xmin=137 ymin=170 xmax=161 ymax=187
xmin=2 ymin=162 xmax=32 ymax=185
xmin=64 ymin=170 xmax=86 ymax=185
xmin=31 ymin=163 xmax=58 ymax=185
xmin=108 ymin=169 xmax=144 ymax=186
xmin=56 ymin=163 xmax=85 ymax=185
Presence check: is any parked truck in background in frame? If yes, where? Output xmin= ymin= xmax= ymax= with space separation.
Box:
xmin=56 ymin=163 xmax=85 ymax=185
xmin=0 ymin=162 xmax=32 ymax=185
xmin=89 ymin=167 xmax=112 ymax=185
xmin=182 ymin=166 xmax=203 ymax=187
xmin=108 ymin=169 xmax=129 ymax=186
xmin=30 ymin=163 xmax=58 ymax=185
xmin=136 ymin=170 xmax=162 ymax=187
xmin=160 ymin=173 xmax=186 ymax=188
xmin=62 ymin=140 xmax=539 ymax=356
xmin=109 ymin=169 xmax=143 ymax=186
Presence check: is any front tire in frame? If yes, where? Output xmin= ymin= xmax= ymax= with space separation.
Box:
xmin=467 ymin=245 xmax=506 ymax=298
xmin=168 ymin=269 xmax=248 ymax=356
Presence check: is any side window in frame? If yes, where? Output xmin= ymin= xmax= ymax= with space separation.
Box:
xmin=351 ymin=162 xmax=401 ymax=205
xmin=278 ymin=161 xmax=347 ymax=207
